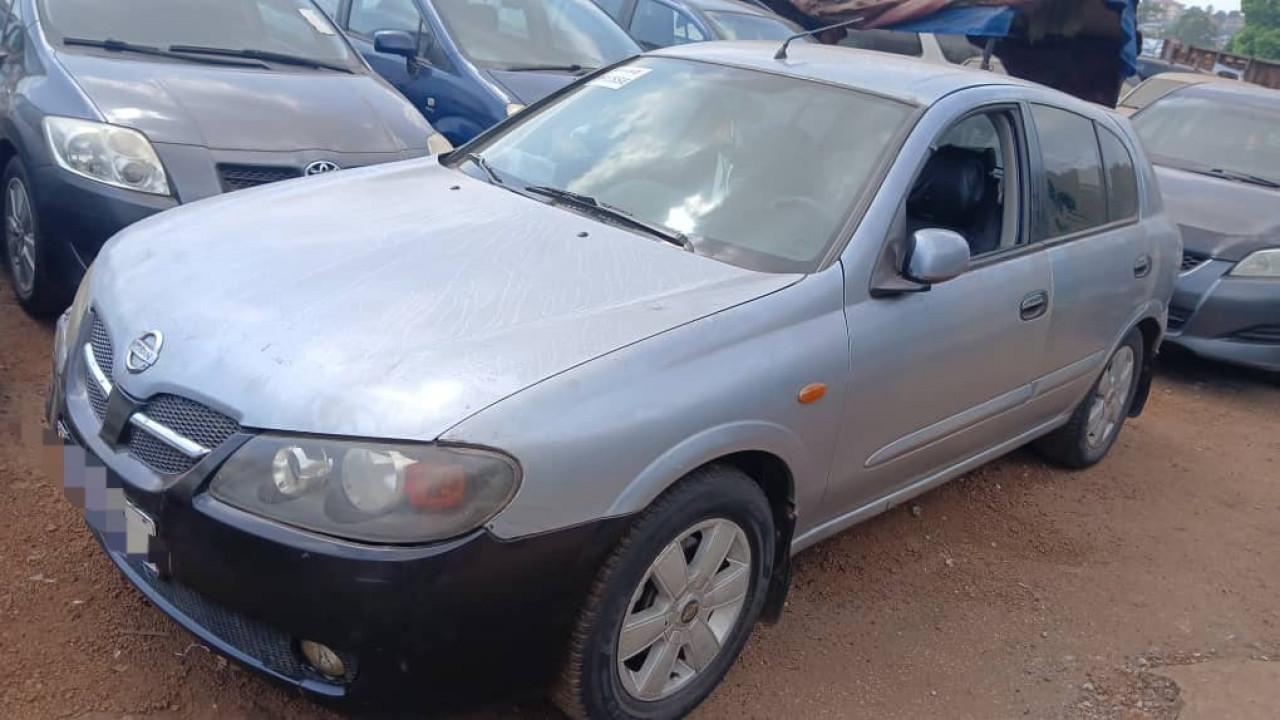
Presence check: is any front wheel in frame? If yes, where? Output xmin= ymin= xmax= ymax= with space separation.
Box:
xmin=1034 ymin=328 xmax=1144 ymax=469
xmin=554 ymin=466 xmax=774 ymax=720
xmin=3 ymin=157 xmax=64 ymax=317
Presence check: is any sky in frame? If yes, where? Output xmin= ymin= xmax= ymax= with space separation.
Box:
xmin=1185 ymin=1 xmax=1241 ymax=12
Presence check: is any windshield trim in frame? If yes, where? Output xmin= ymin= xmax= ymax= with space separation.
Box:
xmin=36 ymin=0 xmax=367 ymax=74
xmin=453 ymin=55 xmax=920 ymax=274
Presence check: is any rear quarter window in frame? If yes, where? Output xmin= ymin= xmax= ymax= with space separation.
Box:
xmin=1030 ymin=104 xmax=1108 ymax=239
xmin=1097 ymin=126 xmax=1139 ymax=222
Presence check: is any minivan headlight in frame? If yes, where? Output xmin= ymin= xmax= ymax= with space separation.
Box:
xmin=209 ymin=434 xmax=520 ymax=544
xmin=43 ymin=117 xmax=171 ymax=196
xmin=1230 ymin=248 xmax=1280 ymax=278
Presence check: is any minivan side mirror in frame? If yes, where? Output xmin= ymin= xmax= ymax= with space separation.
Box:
xmin=374 ymin=30 xmax=417 ymax=59
xmin=904 ymin=228 xmax=970 ymax=285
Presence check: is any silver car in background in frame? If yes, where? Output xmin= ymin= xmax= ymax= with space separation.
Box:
xmin=48 ymin=42 xmax=1179 ymax=718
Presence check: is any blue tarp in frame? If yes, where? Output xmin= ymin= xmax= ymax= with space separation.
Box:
xmin=882 ymin=1 xmax=1138 ymax=76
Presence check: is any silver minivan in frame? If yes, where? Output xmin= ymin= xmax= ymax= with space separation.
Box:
xmin=49 ymin=42 xmax=1179 ymax=718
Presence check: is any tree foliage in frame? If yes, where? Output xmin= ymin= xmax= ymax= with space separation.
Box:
xmin=1172 ymin=7 xmax=1219 ymax=47
xmin=1227 ymin=25 xmax=1280 ymax=59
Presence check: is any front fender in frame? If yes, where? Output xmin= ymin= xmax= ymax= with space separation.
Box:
xmin=606 ymin=420 xmax=807 ymax=518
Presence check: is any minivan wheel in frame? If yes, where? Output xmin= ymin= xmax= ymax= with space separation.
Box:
xmin=554 ymin=465 xmax=774 ymax=720
xmin=1034 ymin=328 xmax=1145 ymax=469
xmin=3 ymin=158 xmax=62 ymax=317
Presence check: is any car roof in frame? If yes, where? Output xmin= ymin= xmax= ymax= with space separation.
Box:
xmin=1177 ymin=79 xmax=1280 ymax=109
xmin=679 ymin=0 xmax=776 ymax=16
xmin=652 ymin=41 xmax=1034 ymax=106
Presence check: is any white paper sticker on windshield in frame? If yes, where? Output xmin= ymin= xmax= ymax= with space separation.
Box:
xmin=589 ymin=67 xmax=652 ymax=90
xmin=299 ymin=8 xmax=336 ymax=35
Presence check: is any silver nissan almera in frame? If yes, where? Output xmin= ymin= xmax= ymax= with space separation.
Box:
xmin=49 ymin=41 xmax=1179 ymax=718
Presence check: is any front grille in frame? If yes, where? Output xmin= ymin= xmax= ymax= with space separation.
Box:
xmin=218 ymin=164 xmax=300 ymax=192
xmin=85 ymin=313 xmax=112 ymax=420
xmin=1180 ymin=252 xmax=1208 ymax=273
xmin=139 ymin=394 xmax=240 ymax=451
xmin=1233 ymin=324 xmax=1280 ymax=344
xmin=120 ymin=555 xmax=356 ymax=685
xmin=128 ymin=395 xmax=240 ymax=476
xmin=127 ymin=430 xmax=198 ymax=476
xmin=1167 ymin=306 xmax=1193 ymax=331
xmin=78 ymin=312 xmax=241 ymax=476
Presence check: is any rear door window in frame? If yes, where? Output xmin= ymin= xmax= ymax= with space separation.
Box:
xmin=1030 ymin=104 xmax=1107 ymax=239
xmin=1097 ymin=126 xmax=1139 ymax=222
xmin=630 ymin=0 xmax=704 ymax=48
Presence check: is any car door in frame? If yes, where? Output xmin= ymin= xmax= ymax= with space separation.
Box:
xmin=1026 ymin=103 xmax=1152 ymax=408
xmin=344 ymin=0 xmax=492 ymax=145
xmin=628 ymin=0 xmax=708 ymax=49
xmin=824 ymin=100 xmax=1054 ymax=519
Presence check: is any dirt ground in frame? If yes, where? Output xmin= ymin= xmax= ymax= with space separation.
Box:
xmin=2 ymin=275 xmax=1277 ymax=720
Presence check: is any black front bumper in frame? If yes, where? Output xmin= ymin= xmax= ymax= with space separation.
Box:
xmin=50 ymin=353 xmax=625 ymax=709
xmin=1164 ymin=258 xmax=1280 ymax=373
xmin=30 ymin=165 xmax=177 ymax=291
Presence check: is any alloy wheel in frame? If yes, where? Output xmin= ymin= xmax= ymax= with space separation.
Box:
xmin=1086 ymin=345 xmax=1136 ymax=449
xmin=616 ymin=518 xmax=752 ymax=702
xmin=5 ymin=177 xmax=37 ymax=296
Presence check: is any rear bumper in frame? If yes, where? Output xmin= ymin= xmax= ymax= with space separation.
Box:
xmin=1164 ymin=258 xmax=1280 ymax=373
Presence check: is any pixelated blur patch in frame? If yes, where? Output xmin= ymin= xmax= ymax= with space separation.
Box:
xmin=60 ymin=431 xmax=166 ymax=574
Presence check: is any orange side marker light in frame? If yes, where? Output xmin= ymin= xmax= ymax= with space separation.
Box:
xmin=798 ymin=383 xmax=827 ymax=405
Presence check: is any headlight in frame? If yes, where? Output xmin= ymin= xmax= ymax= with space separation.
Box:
xmin=43 ymin=117 xmax=170 ymax=196
xmin=426 ymin=131 xmax=453 ymax=156
xmin=505 ymin=103 xmax=526 ymax=117
xmin=1230 ymin=248 xmax=1280 ymax=278
xmin=209 ymin=434 xmax=520 ymax=544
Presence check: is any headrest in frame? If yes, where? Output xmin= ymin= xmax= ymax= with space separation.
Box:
xmin=906 ymin=146 xmax=990 ymax=226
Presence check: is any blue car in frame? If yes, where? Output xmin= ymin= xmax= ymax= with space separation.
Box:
xmin=316 ymin=0 xmax=641 ymax=145
xmin=594 ymin=0 xmax=802 ymax=50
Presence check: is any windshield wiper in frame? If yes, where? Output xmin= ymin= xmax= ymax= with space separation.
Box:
xmin=167 ymin=45 xmax=354 ymax=74
xmin=497 ymin=63 xmax=594 ymax=75
xmin=524 ymin=185 xmax=694 ymax=251
xmin=465 ymin=153 xmax=503 ymax=185
xmin=63 ymin=38 xmax=267 ymax=68
xmin=1204 ymin=167 xmax=1280 ymax=189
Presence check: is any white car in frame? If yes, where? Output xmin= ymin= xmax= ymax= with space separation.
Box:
xmin=839 ymin=28 xmax=1007 ymax=73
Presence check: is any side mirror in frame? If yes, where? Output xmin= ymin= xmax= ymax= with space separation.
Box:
xmin=374 ymin=30 xmax=417 ymax=59
xmin=904 ymin=228 xmax=970 ymax=285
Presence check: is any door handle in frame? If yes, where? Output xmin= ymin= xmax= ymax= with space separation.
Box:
xmin=1133 ymin=255 xmax=1152 ymax=278
xmin=1020 ymin=290 xmax=1049 ymax=321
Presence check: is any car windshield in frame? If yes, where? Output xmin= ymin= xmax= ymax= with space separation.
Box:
xmin=705 ymin=11 xmax=796 ymax=41
xmin=469 ymin=57 xmax=912 ymax=272
xmin=39 ymin=0 xmax=359 ymax=70
xmin=433 ymin=0 xmax=638 ymax=70
xmin=1133 ymin=90 xmax=1280 ymax=187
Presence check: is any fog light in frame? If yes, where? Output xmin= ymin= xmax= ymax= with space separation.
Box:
xmin=300 ymin=640 xmax=346 ymax=678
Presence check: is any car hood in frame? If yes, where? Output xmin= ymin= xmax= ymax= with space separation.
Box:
xmin=57 ymin=53 xmax=427 ymax=152
xmin=91 ymin=159 xmax=798 ymax=441
xmin=486 ymin=69 xmax=577 ymax=105
xmin=1154 ymin=165 xmax=1280 ymax=261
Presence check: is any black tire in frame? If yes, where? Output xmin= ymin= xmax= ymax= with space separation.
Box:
xmin=553 ymin=465 xmax=775 ymax=720
xmin=1034 ymin=328 xmax=1145 ymax=469
xmin=3 ymin=156 xmax=65 ymax=317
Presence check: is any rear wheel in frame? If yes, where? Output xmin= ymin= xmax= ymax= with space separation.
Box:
xmin=554 ymin=466 xmax=774 ymax=720
xmin=3 ymin=157 xmax=64 ymax=317
xmin=1034 ymin=329 xmax=1144 ymax=469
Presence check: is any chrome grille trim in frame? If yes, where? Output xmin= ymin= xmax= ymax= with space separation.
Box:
xmin=81 ymin=344 xmax=211 ymax=460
